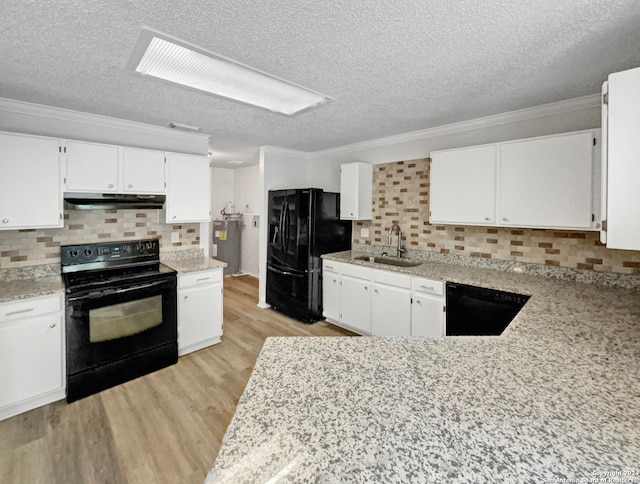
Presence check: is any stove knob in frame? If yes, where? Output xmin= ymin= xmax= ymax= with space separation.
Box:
xmin=136 ymin=242 xmax=145 ymax=251
xmin=84 ymin=249 xmax=93 ymax=257
xmin=146 ymin=241 xmax=154 ymax=250
xmin=69 ymin=250 xmax=79 ymax=258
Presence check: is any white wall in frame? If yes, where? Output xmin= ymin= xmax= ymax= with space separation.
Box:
xmin=234 ymin=164 xmax=261 ymax=277
xmin=211 ymin=167 xmax=235 ymax=220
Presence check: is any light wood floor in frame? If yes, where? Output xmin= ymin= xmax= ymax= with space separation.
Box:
xmin=0 ymin=275 xmax=355 ymax=484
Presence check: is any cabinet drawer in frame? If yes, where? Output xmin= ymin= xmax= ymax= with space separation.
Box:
xmin=340 ymin=262 xmax=371 ymax=280
xmin=412 ymin=277 xmax=443 ymax=296
xmin=178 ymin=269 xmax=222 ymax=289
xmin=322 ymin=260 xmax=340 ymax=273
xmin=372 ymin=269 xmax=411 ymax=289
xmin=0 ymin=294 xmax=63 ymax=323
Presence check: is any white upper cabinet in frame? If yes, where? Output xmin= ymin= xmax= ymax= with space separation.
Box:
xmin=601 ymin=66 xmax=640 ymax=250
xmin=65 ymin=140 xmax=120 ymax=192
xmin=340 ymin=162 xmax=372 ymax=220
xmin=499 ymin=132 xmax=595 ymax=229
xmin=430 ymin=130 xmax=599 ymax=230
xmin=0 ymin=132 xmax=63 ymax=230
xmin=121 ymin=147 xmax=165 ymax=193
xmin=65 ymin=141 xmax=166 ymax=194
xmin=430 ymin=145 xmax=497 ymax=225
xmin=165 ymin=153 xmax=211 ymax=223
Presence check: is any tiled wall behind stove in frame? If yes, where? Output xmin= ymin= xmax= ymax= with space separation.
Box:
xmin=0 ymin=209 xmax=200 ymax=269
xmin=353 ymin=158 xmax=640 ymax=275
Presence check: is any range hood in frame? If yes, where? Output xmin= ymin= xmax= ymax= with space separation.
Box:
xmin=64 ymin=193 xmax=166 ymax=210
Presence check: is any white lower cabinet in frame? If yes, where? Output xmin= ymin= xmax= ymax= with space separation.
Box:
xmin=177 ymin=269 xmax=223 ymax=356
xmin=321 ymin=260 xmax=444 ymax=338
xmin=411 ymin=277 xmax=445 ymax=338
xmin=372 ymin=270 xmax=411 ymax=336
xmin=337 ymin=263 xmax=372 ymax=334
xmin=322 ymin=261 xmax=340 ymax=323
xmin=0 ymin=294 xmax=65 ymax=421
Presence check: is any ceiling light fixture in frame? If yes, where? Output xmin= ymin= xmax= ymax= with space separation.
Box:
xmin=227 ymin=160 xmax=245 ymax=165
xmin=129 ymin=28 xmax=333 ymax=115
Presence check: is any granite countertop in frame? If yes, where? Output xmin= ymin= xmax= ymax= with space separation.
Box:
xmin=0 ymin=275 xmax=64 ymax=304
xmin=207 ymin=252 xmax=640 ymax=482
xmin=163 ymin=257 xmax=227 ymax=274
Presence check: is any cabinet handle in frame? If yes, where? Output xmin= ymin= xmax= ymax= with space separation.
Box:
xmin=184 ymin=295 xmax=188 ymax=300
xmin=364 ymin=286 xmax=368 ymax=291
xmin=49 ymin=322 xmax=56 ymax=328
xmin=484 ymin=217 xmax=490 ymax=221
xmin=128 ymin=184 xmax=133 ymax=188
xmin=374 ymin=289 xmax=379 ymax=294
xmin=172 ymin=216 xmax=176 ymax=220
xmin=196 ymin=277 xmax=211 ymax=282
xmin=6 ymin=308 xmax=34 ymax=316
xmin=502 ymin=217 xmax=508 ymax=222
xmin=2 ymin=219 xmax=8 ymax=224
xmin=325 ymin=265 xmax=334 ymax=270
xmin=108 ymin=184 xmax=114 ymax=188
xmin=416 ymin=300 xmax=422 ymax=305
xmin=419 ymin=285 xmax=435 ymax=291
xmin=332 ymin=279 xmax=337 ymax=283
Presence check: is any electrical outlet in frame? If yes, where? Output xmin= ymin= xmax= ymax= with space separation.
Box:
xmin=361 ymin=227 xmax=370 ymax=238
xmin=171 ymin=231 xmax=180 ymax=243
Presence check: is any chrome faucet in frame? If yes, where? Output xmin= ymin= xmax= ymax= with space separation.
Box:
xmin=388 ymin=224 xmax=405 ymax=258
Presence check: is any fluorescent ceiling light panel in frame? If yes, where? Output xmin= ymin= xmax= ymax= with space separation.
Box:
xmin=130 ymin=28 xmax=333 ymax=115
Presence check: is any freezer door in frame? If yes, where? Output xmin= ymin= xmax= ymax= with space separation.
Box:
xmin=266 ymin=261 xmax=317 ymax=322
xmin=267 ymin=190 xmax=288 ymax=265
xmin=281 ymin=190 xmax=311 ymax=271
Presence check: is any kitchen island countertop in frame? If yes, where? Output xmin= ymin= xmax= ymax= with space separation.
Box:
xmin=207 ymin=252 xmax=640 ymax=483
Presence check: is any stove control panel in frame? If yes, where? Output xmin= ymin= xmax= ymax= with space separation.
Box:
xmin=61 ymin=239 xmax=159 ymax=267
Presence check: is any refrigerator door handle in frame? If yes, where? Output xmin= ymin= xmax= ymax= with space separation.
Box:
xmin=283 ymin=201 xmax=290 ymax=254
xmin=268 ymin=265 xmax=305 ymax=278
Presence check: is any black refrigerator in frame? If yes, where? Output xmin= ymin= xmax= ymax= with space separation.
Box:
xmin=267 ymin=188 xmax=352 ymax=323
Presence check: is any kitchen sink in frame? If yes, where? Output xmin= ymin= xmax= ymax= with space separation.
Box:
xmin=354 ymin=255 xmax=422 ymax=267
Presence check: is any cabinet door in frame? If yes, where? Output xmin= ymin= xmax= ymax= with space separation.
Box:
xmin=411 ymin=294 xmax=444 ymax=338
xmin=430 ymin=145 xmax=497 ymax=225
xmin=122 ymin=148 xmax=165 ymax=194
xmin=0 ymin=315 xmax=63 ymax=408
xmin=340 ymin=162 xmax=372 ymax=220
xmin=605 ymin=66 xmax=640 ymax=249
xmin=178 ymin=282 xmax=222 ymax=355
xmin=66 ymin=140 xmax=119 ymax=192
xmin=166 ymin=153 xmax=211 ymax=223
xmin=339 ymin=276 xmax=372 ymax=334
xmin=322 ymin=270 xmax=340 ymax=323
xmin=0 ymin=133 xmax=62 ymax=230
xmin=372 ymin=284 xmax=411 ymax=336
xmin=499 ymin=132 xmax=594 ymax=229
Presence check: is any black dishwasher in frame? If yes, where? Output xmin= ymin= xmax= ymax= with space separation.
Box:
xmin=445 ymin=282 xmax=530 ymax=336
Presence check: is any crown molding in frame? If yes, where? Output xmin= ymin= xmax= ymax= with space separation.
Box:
xmin=311 ymin=93 xmax=601 ymax=159
xmin=261 ymin=145 xmax=314 ymax=159
xmin=0 ymin=97 xmax=210 ymax=143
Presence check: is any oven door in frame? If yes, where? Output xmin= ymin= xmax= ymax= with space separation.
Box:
xmin=65 ymin=276 xmax=177 ymax=378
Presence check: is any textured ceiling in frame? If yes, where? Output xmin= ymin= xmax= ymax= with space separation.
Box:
xmin=1 ymin=0 xmax=639 ymax=166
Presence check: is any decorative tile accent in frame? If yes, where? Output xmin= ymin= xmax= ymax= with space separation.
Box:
xmin=0 ymin=209 xmax=200 ymax=269
xmin=353 ymin=158 xmax=640 ymax=275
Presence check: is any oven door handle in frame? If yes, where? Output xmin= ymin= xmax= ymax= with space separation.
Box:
xmin=67 ymin=280 xmax=170 ymax=301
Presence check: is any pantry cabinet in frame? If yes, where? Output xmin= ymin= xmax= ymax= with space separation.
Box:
xmin=430 ymin=129 xmax=599 ymax=230
xmin=0 ymin=294 xmax=65 ymax=421
xmin=0 ymin=132 xmax=63 ymax=230
xmin=166 ymin=153 xmax=211 ymax=223
xmin=601 ymin=66 xmax=640 ymax=250
xmin=340 ymin=162 xmax=372 ymax=220
xmin=177 ymin=269 xmax=223 ymax=356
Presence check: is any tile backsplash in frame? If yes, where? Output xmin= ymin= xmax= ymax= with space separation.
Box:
xmin=0 ymin=209 xmax=200 ymax=269
xmin=353 ymin=158 xmax=640 ymax=275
